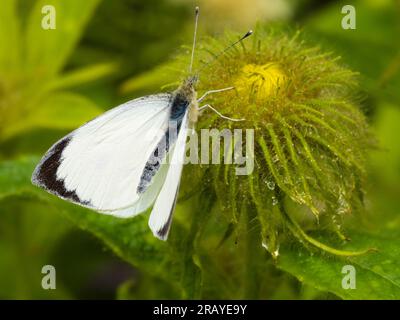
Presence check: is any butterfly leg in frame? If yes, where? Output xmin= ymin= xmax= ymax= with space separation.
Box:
xmin=197 ymin=87 xmax=235 ymax=103
xmin=198 ymin=104 xmax=245 ymax=122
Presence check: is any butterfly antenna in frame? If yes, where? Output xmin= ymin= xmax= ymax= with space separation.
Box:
xmin=189 ymin=6 xmax=200 ymax=74
xmin=199 ymin=30 xmax=253 ymax=72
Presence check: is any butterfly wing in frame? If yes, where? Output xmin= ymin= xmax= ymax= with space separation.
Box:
xmin=32 ymin=93 xmax=174 ymax=216
xmin=148 ymin=111 xmax=189 ymax=240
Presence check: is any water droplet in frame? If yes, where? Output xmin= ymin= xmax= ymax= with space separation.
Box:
xmin=261 ymin=241 xmax=280 ymax=258
xmin=267 ymin=181 xmax=276 ymax=190
xmin=262 ymin=241 xmax=268 ymax=250
xmin=272 ymin=196 xmax=278 ymax=206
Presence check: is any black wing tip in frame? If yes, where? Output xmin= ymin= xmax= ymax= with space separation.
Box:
xmin=149 ymin=209 xmax=173 ymax=241
xmin=154 ymin=230 xmax=169 ymax=241
xmin=153 ymin=219 xmax=172 ymax=241
xmin=150 ymin=191 xmax=178 ymax=241
xmin=151 ymin=217 xmax=172 ymax=241
xmin=31 ymin=136 xmax=89 ymax=206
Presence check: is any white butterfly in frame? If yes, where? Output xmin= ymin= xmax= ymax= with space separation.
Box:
xmin=31 ymin=7 xmax=252 ymax=240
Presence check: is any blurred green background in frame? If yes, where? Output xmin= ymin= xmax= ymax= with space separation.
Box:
xmin=0 ymin=0 xmax=399 ymax=299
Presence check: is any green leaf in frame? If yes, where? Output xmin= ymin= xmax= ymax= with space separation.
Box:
xmin=2 ymin=158 xmax=400 ymax=299
xmin=0 ymin=157 xmax=42 ymax=200
xmin=1 ymin=92 xmax=102 ymax=139
xmin=0 ymin=0 xmax=113 ymax=145
xmin=0 ymin=158 xmax=75 ymax=298
xmin=277 ymin=229 xmax=400 ymax=299
xmin=0 ymin=195 xmax=74 ymax=299
xmin=47 ymin=62 xmax=118 ymax=91
xmin=0 ymin=157 xmax=183 ymax=294
xmin=120 ymin=61 xmax=182 ymax=94
xmin=0 ymin=0 xmax=21 ymax=74
xmin=32 ymin=92 xmax=102 ymax=129
xmin=304 ymin=0 xmax=400 ymax=105
xmin=24 ymin=0 xmax=101 ymax=78
xmin=370 ymin=103 xmax=400 ymax=186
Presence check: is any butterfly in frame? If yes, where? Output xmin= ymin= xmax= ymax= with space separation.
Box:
xmin=31 ymin=7 xmax=252 ymax=240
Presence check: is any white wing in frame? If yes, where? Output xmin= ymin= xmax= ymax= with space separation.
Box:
xmin=32 ymin=93 xmax=173 ymax=216
xmin=110 ymin=161 xmax=169 ymax=218
xmin=148 ymin=111 xmax=189 ymax=240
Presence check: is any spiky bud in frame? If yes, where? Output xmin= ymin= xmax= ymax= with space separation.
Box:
xmin=177 ymin=26 xmax=373 ymax=258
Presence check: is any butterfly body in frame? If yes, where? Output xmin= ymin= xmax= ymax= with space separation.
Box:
xmin=171 ymin=76 xmax=199 ymax=124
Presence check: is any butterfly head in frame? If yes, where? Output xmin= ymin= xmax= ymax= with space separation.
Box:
xmin=179 ymin=74 xmax=199 ymax=98
xmin=186 ymin=74 xmax=199 ymax=87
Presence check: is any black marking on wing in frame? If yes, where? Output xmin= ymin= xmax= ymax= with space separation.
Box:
xmin=155 ymin=186 xmax=180 ymax=240
xmin=137 ymin=130 xmax=170 ymax=194
xmin=31 ymin=137 xmax=89 ymax=205
xmin=137 ymin=93 xmax=189 ymax=195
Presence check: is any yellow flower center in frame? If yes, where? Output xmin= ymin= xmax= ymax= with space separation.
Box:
xmin=234 ymin=63 xmax=286 ymax=101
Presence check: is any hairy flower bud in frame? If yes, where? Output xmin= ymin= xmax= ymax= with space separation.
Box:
xmin=177 ymin=26 xmax=373 ymax=258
